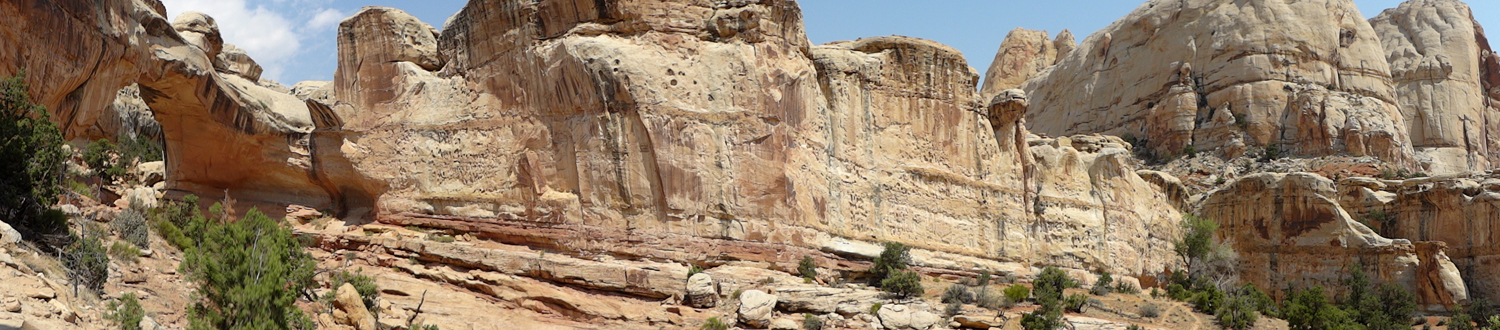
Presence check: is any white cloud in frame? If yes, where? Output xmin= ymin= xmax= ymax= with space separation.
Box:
xmin=161 ymin=0 xmax=341 ymax=82
xmin=307 ymin=8 xmax=346 ymax=31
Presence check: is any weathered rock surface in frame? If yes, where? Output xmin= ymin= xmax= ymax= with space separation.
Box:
xmin=1371 ymin=0 xmax=1500 ymax=174
xmin=336 ymin=0 xmax=1185 ymax=278
xmin=980 ymin=28 xmax=1071 ymax=99
xmin=1336 ymin=173 xmax=1500 ymax=307
xmin=215 ymin=43 xmax=263 ymax=81
xmin=1198 ymin=172 xmax=1467 ymax=309
xmin=684 ymin=273 xmax=717 ymax=308
xmin=739 ymin=290 xmax=777 ymax=328
xmin=333 ymin=283 xmax=377 ymax=330
xmin=876 ymin=303 xmax=940 ymax=330
xmin=1022 ymin=0 xmax=1415 ymax=164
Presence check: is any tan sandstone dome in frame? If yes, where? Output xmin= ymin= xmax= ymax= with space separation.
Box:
xmin=1021 ymin=0 xmax=1415 ymax=165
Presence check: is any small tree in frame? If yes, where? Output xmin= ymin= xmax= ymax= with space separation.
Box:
xmin=1175 ymin=214 xmax=1218 ymax=270
xmin=1004 ymin=284 xmax=1031 ymax=303
xmin=1217 ymin=293 xmax=1259 ymax=330
xmin=65 ymin=233 xmax=110 ymax=292
xmin=798 ymin=256 xmax=818 ymax=281
xmin=1090 ymin=271 xmax=1114 ymax=296
xmin=1283 ymin=286 xmax=1358 ymax=330
xmin=881 ymin=270 xmax=923 ymax=298
xmin=1022 ymin=267 xmax=1077 ymax=330
xmin=0 ymin=72 xmax=68 ymax=246
xmin=868 ymin=242 xmax=912 ymax=286
xmin=107 ymin=292 xmax=146 ymax=330
xmin=181 ymin=208 xmax=317 ymax=330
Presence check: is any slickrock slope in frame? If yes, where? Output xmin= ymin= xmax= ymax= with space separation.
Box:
xmin=1197 ymin=172 xmax=1468 ymax=310
xmin=1020 ymin=0 xmax=1415 ymax=164
xmin=332 ymin=0 xmax=1185 ymax=278
xmin=979 ymin=28 xmax=1073 ymax=100
xmin=1371 ymin=0 xmax=1500 ymax=174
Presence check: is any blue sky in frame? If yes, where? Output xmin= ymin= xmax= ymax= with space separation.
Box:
xmin=161 ymin=0 xmax=1500 ymax=85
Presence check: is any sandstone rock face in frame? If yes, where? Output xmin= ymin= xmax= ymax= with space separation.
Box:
xmin=334 ymin=7 xmax=443 ymax=112
xmin=1371 ymin=0 xmax=1500 ymax=174
xmin=1023 ymin=0 xmax=1415 ymax=164
xmin=172 ymin=12 xmax=224 ymax=60
xmin=215 ymin=44 xmax=263 ymax=81
xmin=738 ymin=290 xmax=777 ymax=328
xmin=1336 ymin=174 xmax=1500 ymax=306
xmin=980 ymin=28 xmax=1070 ymax=99
xmin=331 ymin=0 xmax=1186 ymax=278
xmin=1198 ymin=172 xmax=1466 ymax=309
xmin=877 ymin=304 xmax=940 ymax=330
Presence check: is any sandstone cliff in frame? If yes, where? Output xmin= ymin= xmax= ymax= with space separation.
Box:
xmin=325 ymin=0 xmax=1187 ymax=278
xmin=978 ymin=28 xmax=1073 ymax=100
xmin=1019 ymin=0 xmax=1415 ymax=164
xmin=1197 ymin=172 xmax=1467 ymax=310
xmin=1371 ymin=0 xmax=1500 ymax=174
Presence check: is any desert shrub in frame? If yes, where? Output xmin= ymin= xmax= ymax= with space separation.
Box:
xmin=1260 ymin=144 xmax=1284 ymax=162
xmin=1090 ymin=271 xmax=1114 ymax=296
xmin=426 ymin=233 xmax=455 ymax=243
xmin=881 ymin=270 xmax=923 ymax=298
xmin=84 ymin=139 xmax=127 ymax=182
xmin=1115 ymin=281 xmax=1139 ymax=294
xmin=181 ymin=208 xmax=317 ymax=330
xmin=1217 ymin=292 xmax=1259 ymax=330
xmin=1283 ymin=286 xmax=1358 ymax=330
xmin=870 ymin=303 xmax=883 ymax=315
xmin=67 ymin=179 xmax=95 ymax=200
xmin=324 ymin=270 xmax=380 ymax=314
xmin=1189 ymin=286 xmax=1225 ymax=313
xmin=1127 ymin=325 xmax=1144 ymax=330
xmin=109 ymin=240 xmax=141 ymax=264
xmin=107 ymin=292 xmax=145 ymax=330
xmin=1140 ymin=303 xmax=1161 ymax=318
xmin=802 ymin=313 xmax=823 ymax=330
xmin=1064 ymin=293 xmax=1088 ymax=313
xmin=114 ymin=209 xmax=150 ymax=248
xmin=1236 ymin=283 xmax=1278 ymax=317
xmin=976 ymin=271 xmax=993 ymax=287
xmin=868 ymin=242 xmax=911 ymax=286
xmin=799 ymin=256 xmax=817 ymax=281
xmin=151 ymin=195 xmax=205 ymax=250
xmin=943 ymin=284 xmax=973 ymax=304
xmin=0 ymin=72 xmax=68 ymax=246
xmin=687 ymin=264 xmax=704 ymax=278
xmin=1022 ymin=267 xmax=1077 ymax=330
xmin=701 ymin=316 xmax=729 ymax=330
xmin=65 ymin=234 xmax=110 ymax=292
xmin=1004 ymin=284 xmax=1031 ymax=303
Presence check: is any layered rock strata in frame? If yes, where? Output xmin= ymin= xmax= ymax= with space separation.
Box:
xmin=1019 ymin=0 xmax=1415 ymax=164
xmin=1197 ymin=172 xmax=1467 ymax=310
xmin=331 ymin=0 xmax=1186 ymax=278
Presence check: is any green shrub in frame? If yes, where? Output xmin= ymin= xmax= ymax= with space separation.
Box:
xmin=1167 ymin=283 xmax=1190 ymax=301
xmin=109 ymin=241 xmax=141 ymax=264
xmin=151 ymin=195 xmax=206 ymax=250
xmin=1090 ymin=271 xmax=1114 ymax=296
xmin=427 ymin=234 xmax=455 ymax=243
xmin=881 ymin=270 xmax=923 ymax=298
xmin=870 ymin=303 xmax=883 ymax=315
xmin=181 ymin=208 xmax=317 ymax=330
xmin=798 ymin=256 xmax=817 ymax=281
xmin=1237 ymin=283 xmax=1277 ymax=317
xmin=1175 ymin=214 xmax=1219 ymax=268
xmin=0 ymin=72 xmax=69 ymax=246
xmin=107 ymin=292 xmax=145 ymax=330
xmin=1217 ymin=293 xmax=1259 ymax=330
xmin=868 ymin=242 xmax=911 ymax=286
xmin=976 ymin=271 xmax=993 ymax=287
xmin=1115 ymin=280 xmax=1139 ymax=294
xmin=67 ymin=179 xmax=95 ymax=200
xmin=701 ymin=316 xmax=729 ymax=330
xmin=802 ymin=313 xmax=823 ymax=330
xmin=1260 ymin=144 xmax=1284 ymax=162
xmin=65 ymin=234 xmax=110 ymax=292
xmin=114 ymin=209 xmax=150 ymax=248
xmin=84 ymin=139 xmax=126 ymax=182
xmin=1283 ymin=286 xmax=1358 ymax=330
xmin=1022 ymin=267 xmax=1077 ymax=330
xmin=1004 ymin=284 xmax=1031 ymax=303
xmin=324 ymin=270 xmax=379 ymax=314
xmin=687 ymin=264 xmax=704 ymax=278
xmin=1189 ymin=286 xmax=1225 ymax=313
xmin=1127 ymin=325 xmax=1144 ymax=330
xmin=945 ymin=300 xmax=963 ymax=317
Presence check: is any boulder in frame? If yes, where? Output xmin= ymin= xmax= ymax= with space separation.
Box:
xmin=215 ymin=44 xmax=263 ymax=81
xmin=0 ymin=221 xmax=18 ymax=247
xmin=684 ymin=273 xmax=718 ymax=308
xmin=333 ymin=283 xmax=377 ymax=330
xmin=953 ymin=315 xmax=1002 ymax=329
xmin=172 ymin=12 xmax=223 ymax=59
xmin=877 ymin=304 xmax=940 ymax=330
xmin=738 ymin=290 xmax=777 ymax=329
xmin=136 ymin=161 xmax=165 ymax=186
xmin=769 ymin=318 xmax=799 ymax=330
